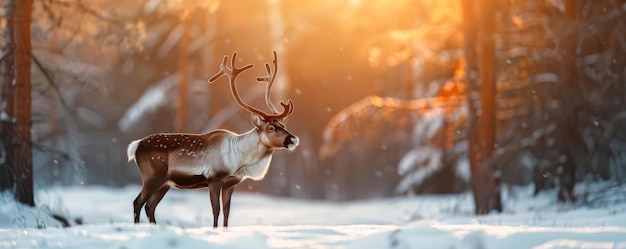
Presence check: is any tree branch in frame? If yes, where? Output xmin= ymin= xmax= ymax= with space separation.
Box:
xmin=31 ymin=54 xmax=77 ymax=115
xmin=0 ymin=50 xmax=10 ymax=64
xmin=50 ymin=0 xmax=126 ymax=27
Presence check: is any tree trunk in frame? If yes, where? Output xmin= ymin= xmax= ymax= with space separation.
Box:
xmin=462 ymin=0 xmax=480 ymax=214
xmin=472 ymin=0 xmax=501 ymax=214
xmin=556 ymin=0 xmax=579 ymax=206
xmin=13 ymin=0 xmax=34 ymax=206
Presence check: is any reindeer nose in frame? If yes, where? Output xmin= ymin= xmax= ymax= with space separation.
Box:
xmin=284 ymin=136 xmax=299 ymax=150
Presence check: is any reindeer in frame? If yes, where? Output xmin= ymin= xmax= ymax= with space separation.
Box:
xmin=127 ymin=51 xmax=298 ymax=227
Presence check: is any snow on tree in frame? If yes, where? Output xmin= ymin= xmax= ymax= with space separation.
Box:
xmin=118 ymin=74 xmax=178 ymax=132
xmin=395 ymin=147 xmax=443 ymax=194
xmin=320 ymin=82 xmax=470 ymax=195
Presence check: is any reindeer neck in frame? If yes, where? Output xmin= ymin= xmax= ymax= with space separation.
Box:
xmin=226 ymin=128 xmax=272 ymax=167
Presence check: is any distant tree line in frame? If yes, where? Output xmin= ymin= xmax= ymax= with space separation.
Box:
xmin=321 ymin=0 xmax=626 ymax=213
xmin=2 ymin=0 xmax=625 ymax=214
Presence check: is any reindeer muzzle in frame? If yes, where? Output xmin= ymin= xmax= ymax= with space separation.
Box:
xmin=284 ymin=136 xmax=299 ymax=150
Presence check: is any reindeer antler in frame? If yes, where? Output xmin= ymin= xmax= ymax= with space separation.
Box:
xmin=255 ymin=51 xmax=294 ymax=121
xmin=209 ymin=51 xmax=294 ymax=122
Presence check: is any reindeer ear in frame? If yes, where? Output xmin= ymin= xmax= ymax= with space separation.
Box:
xmin=250 ymin=113 xmax=265 ymax=128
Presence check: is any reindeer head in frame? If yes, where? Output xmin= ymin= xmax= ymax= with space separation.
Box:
xmin=209 ymin=51 xmax=299 ymax=151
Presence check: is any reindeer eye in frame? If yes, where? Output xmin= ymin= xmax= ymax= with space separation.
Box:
xmin=267 ymin=125 xmax=275 ymax=132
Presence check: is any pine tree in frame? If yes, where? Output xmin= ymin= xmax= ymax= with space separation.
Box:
xmin=13 ymin=0 xmax=34 ymax=206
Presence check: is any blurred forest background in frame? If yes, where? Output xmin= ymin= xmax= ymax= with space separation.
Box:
xmin=1 ymin=0 xmax=626 ymax=214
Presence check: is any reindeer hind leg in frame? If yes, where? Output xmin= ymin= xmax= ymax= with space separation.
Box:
xmin=145 ymin=185 xmax=170 ymax=224
xmin=134 ymin=177 xmax=166 ymax=224
xmin=133 ymin=192 xmax=143 ymax=223
xmin=133 ymin=154 xmax=168 ymax=224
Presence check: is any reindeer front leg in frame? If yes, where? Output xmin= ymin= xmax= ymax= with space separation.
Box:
xmin=208 ymin=180 xmax=222 ymax=228
xmin=208 ymin=172 xmax=229 ymax=228
xmin=221 ymin=176 xmax=242 ymax=228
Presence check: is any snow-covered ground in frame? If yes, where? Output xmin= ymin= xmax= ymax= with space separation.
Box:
xmin=2 ymin=184 xmax=626 ymax=248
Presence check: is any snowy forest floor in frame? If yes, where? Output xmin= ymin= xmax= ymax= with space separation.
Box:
xmin=2 ymin=183 xmax=626 ymax=248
